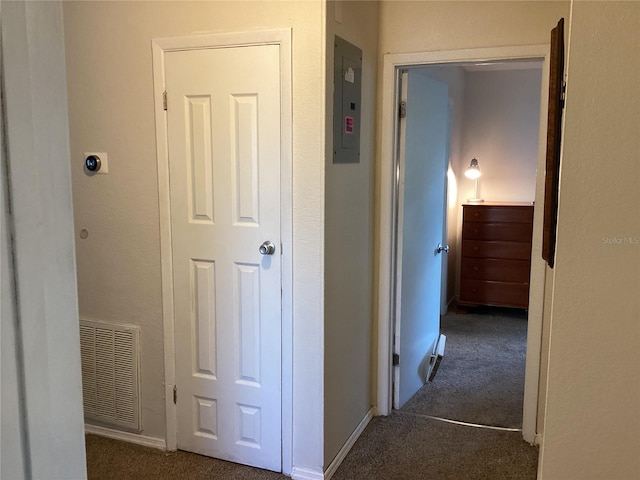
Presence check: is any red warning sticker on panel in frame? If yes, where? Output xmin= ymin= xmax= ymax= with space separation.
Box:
xmin=344 ymin=116 xmax=354 ymax=134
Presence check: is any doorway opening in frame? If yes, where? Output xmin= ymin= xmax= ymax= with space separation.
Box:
xmin=377 ymin=45 xmax=550 ymax=445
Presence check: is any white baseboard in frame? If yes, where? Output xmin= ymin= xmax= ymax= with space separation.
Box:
xmin=533 ymin=433 xmax=542 ymax=446
xmin=291 ymin=466 xmax=324 ymax=480
xmin=323 ymin=408 xmax=374 ymax=480
xmin=85 ymin=424 xmax=166 ymax=450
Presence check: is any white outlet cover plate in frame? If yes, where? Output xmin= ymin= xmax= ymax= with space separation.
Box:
xmin=84 ymin=152 xmax=108 ymax=174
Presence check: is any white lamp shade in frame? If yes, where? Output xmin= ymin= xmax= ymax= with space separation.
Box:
xmin=465 ymin=158 xmax=481 ymax=179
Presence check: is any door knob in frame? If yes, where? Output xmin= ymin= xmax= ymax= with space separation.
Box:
xmin=436 ymin=243 xmax=450 ymax=254
xmin=259 ymin=241 xmax=276 ymax=255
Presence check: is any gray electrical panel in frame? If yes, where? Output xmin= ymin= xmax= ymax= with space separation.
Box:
xmin=333 ymin=36 xmax=362 ymax=164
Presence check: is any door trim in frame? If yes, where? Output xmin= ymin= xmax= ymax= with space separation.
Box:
xmin=151 ymin=29 xmax=293 ymax=474
xmin=376 ymin=45 xmax=550 ymax=444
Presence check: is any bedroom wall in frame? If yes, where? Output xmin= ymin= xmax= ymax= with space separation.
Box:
xmin=459 ymin=68 xmax=542 ymax=204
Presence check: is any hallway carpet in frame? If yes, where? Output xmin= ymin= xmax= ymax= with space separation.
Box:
xmin=333 ymin=307 xmax=537 ymax=479
xmin=87 ymin=417 xmax=538 ymax=480
xmin=401 ymin=307 xmax=528 ymax=429
xmin=332 ymin=412 xmax=538 ymax=480
xmin=85 ymin=434 xmax=286 ymax=480
xmin=85 ymin=309 xmax=536 ymax=479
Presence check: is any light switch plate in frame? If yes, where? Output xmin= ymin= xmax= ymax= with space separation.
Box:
xmin=84 ymin=152 xmax=108 ymax=174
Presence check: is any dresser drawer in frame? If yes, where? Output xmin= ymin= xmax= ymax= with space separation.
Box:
xmin=464 ymin=205 xmax=533 ymax=224
xmin=462 ymin=222 xmax=533 ymax=242
xmin=462 ymin=240 xmax=532 ymax=261
xmin=461 ymin=258 xmax=531 ymax=283
xmin=459 ymin=279 xmax=530 ymax=308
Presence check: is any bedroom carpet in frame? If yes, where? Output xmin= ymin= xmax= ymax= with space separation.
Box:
xmin=400 ymin=307 xmax=528 ymax=429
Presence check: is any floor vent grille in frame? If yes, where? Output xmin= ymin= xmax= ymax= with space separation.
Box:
xmin=79 ymin=318 xmax=141 ymax=431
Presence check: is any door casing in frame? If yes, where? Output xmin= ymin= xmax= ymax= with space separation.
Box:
xmin=152 ymin=29 xmax=293 ymax=474
xmin=377 ymin=45 xmax=550 ymax=445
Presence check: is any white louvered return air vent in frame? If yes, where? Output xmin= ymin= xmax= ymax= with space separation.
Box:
xmin=79 ymin=318 xmax=141 ymax=431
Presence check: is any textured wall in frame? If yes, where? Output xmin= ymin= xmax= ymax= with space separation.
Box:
xmin=63 ymin=1 xmax=325 ymax=472
xmin=324 ymin=0 xmax=379 ymax=468
xmin=379 ymin=1 xmax=570 ymax=54
xmin=539 ymin=2 xmax=640 ymax=478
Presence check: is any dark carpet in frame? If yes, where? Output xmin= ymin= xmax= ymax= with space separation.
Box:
xmin=85 ymin=434 xmax=286 ymax=480
xmin=401 ymin=307 xmax=528 ymax=429
xmin=332 ymin=413 xmax=538 ymax=480
xmin=85 ymin=309 xmax=535 ymax=479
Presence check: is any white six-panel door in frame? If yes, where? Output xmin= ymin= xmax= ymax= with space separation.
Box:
xmin=165 ymin=45 xmax=282 ymax=471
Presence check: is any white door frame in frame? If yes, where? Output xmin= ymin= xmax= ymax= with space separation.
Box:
xmin=376 ymin=45 xmax=550 ymax=445
xmin=151 ymin=29 xmax=293 ymax=474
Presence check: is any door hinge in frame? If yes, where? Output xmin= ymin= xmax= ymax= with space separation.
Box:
xmin=173 ymin=385 xmax=177 ymax=404
xmin=399 ymin=101 xmax=407 ymax=119
xmin=163 ymin=91 xmax=168 ymax=111
xmin=560 ymin=80 xmax=567 ymax=108
xmin=392 ymin=353 xmax=400 ymax=366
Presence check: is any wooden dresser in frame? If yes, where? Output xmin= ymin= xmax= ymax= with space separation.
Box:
xmin=459 ymin=203 xmax=534 ymax=309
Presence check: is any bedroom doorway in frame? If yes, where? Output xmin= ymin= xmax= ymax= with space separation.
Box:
xmin=377 ymin=45 xmax=550 ymax=444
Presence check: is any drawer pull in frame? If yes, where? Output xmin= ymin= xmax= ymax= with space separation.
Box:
xmin=473 ymin=246 xmax=479 ymax=251
xmin=473 ymin=266 xmax=479 ymax=272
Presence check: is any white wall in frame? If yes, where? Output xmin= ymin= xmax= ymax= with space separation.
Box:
xmin=324 ymin=0 xmax=379 ymax=468
xmin=539 ymin=1 xmax=640 ymax=478
xmin=1 ymin=1 xmax=86 ymax=477
xmin=460 ymin=68 xmax=542 ymax=203
xmin=63 ymin=1 xmax=326 ymax=474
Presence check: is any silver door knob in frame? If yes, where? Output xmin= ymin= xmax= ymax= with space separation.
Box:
xmin=436 ymin=243 xmax=450 ymax=254
xmin=259 ymin=241 xmax=276 ymax=255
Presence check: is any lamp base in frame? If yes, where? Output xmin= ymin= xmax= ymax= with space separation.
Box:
xmin=467 ymin=198 xmax=484 ymax=203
